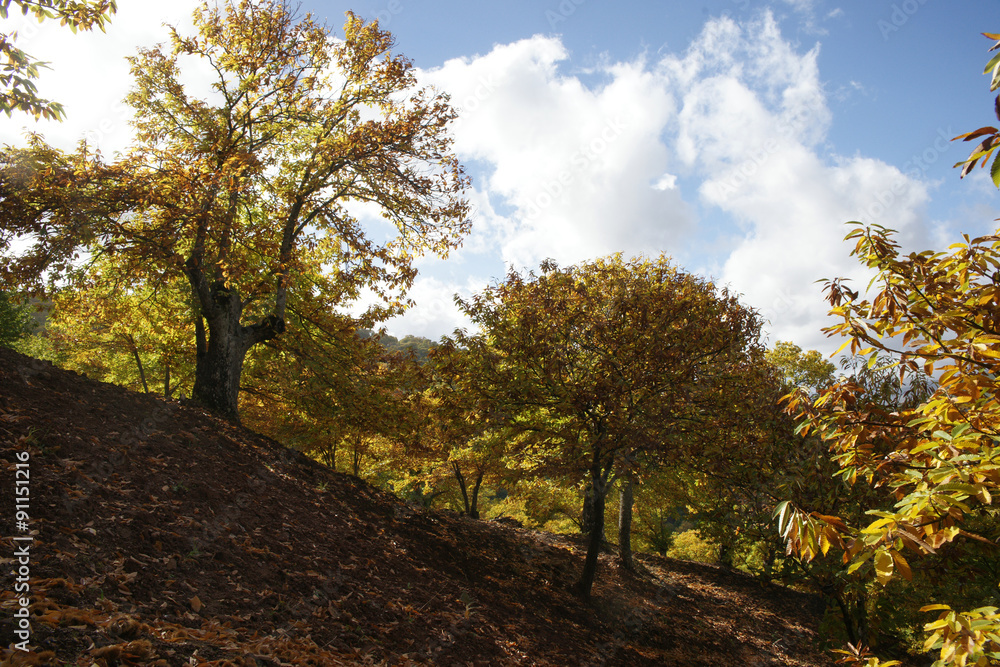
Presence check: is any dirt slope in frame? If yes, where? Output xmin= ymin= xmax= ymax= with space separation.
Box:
xmin=0 ymin=347 xmax=835 ymax=666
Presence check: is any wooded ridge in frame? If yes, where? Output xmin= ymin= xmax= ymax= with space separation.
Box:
xmin=0 ymin=345 xmax=834 ymax=666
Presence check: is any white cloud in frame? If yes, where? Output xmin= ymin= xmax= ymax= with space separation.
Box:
xmin=383 ymin=275 xmax=478 ymax=340
xmin=418 ymin=36 xmax=693 ymax=270
xmin=0 ymin=5 xmax=941 ymax=360
xmin=653 ymin=173 xmax=677 ymax=190
xmin=0 ymin=0 xmax=201 ymax=154
xmin=778 ymin=0 xmax=842 ymax=34
xmin=664 ymin=13 xmax=930 ymax=354
xmin=404 ymin=11 xmax=937 ymax=358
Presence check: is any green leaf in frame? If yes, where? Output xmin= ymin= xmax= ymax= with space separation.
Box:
xmin=846 ymin=548 xmax=876 ymax=574
xmin=991 ymin=151 xmax=1000 ymax=188
xmin=935 ymin=482 xmax=981 ymax=496
xmin=951 ymin=422 xmax=972 ymax=439
xmin=984 ymin=51 xmax=1000 ymax=76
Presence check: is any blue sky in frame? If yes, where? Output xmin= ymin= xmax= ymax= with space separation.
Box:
xmin=1 ymin=0 xmax=997 ymax=357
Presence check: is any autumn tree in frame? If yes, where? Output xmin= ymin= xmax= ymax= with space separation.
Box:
xmin=768 ymin=341 xmax=836 ymax=393
xmin=239 ymin=312 xmax=424 ymax=474
xmin=421 ymin=341 xmax=511 ymax=519
xmin=38 ymin=261 xmax=195 ymax=396
xmin=452 ymin=255 xmax=764 ymax=598
xmin=0 ymin=0 xmax=469 ymax=422
xmin=773 ymin=353 xmax=935 ymax=652
xmin=0 ymin=290 xmax=31 ymax=347
xmin=0 ymin=0 xmax=117 ymax=119
xmin=778 ymin=33 xmax=1000 ymax=667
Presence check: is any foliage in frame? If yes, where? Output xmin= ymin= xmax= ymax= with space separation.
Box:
xmin=0 ymin=0 xmax=469 ymax=421
xmin=0 ymin=290 xmax=31 ymax=347
xmin=358 ymin=329 xmax=436 ymax=364
xmin=778 ymin=354 xmax=937 ymax=653
xmin=630 ymin=476 xmax=688 ymax=556
xmin=778 ymin=34 xmax=1000 ymax=666
xmin=767 ymin=341 xmax=837 ymax=395
xmin=0 ymin=0 xmax=117 ymax=120
xmin=40 ymin=262 xmax=195 ymax=396
xmin=385 ymin=334 xmax=435 ymax=365
xmin=451 ymin=254 xmax=765 ymax=598
xmin=667 ymin=529 xmax=719 ymax=564
xmin=780 ymin=225 xmax=1000 ymax=664
xmin=952 ymin=33 xmax=1000 ymax=187
xmin=240 ymin=313 xmax=424 ymax=477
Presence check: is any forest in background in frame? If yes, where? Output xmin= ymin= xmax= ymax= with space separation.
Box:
xmin=1 ymin=2 xmax=999 ymax=665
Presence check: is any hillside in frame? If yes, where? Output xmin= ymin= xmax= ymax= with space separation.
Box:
xmin=0 ymin=346 xmax=836 ymax=666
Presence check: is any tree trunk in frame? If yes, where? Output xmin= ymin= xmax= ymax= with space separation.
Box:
xmin=657 ymin=509 xmax=671 ymax=556
xmin=854 ymin=594 xmax=869 ymax=647
xmin=618 ymin=477 xmax=635 ymax=572
xmin=452 ymin=463 xmax=485 ymax=519
xmin=352 ymin=442 xmax=362 ymax=477
xmin=574 ymin=469 xmax=609 ymax=600
xmin=821 ymin=580 xmax=868 ymax=648
xmin=762 ymin=547 xmax=776 ymax=582
xmin=581 ymin=481 xmax=606 ymax=544
xmin=833 ymin=592 xmax=859 ymax=646
xmin=323 ymin=443 xmax=337 ymax=471
xmin=188 ymin=273 xmax=283 ymax=423
xmin=127 ymin=336 xmax=149 ymax=394
xmin=452 ymin=462 xmax=470 ymax=515
xmin=469 ymin=470 xmax=484 ymax=520
xmin=718 ymin=542 xmax=734 ymax=568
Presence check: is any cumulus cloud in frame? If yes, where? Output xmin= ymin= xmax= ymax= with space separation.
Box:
xmin=0 ymin=4 xmax=939 ymax=358
xmin=662 ymin=13 xmax=930 ymax=353
xmin=382 ymin=275 xmax=480 ymax=340
xmin=397 ymin=11 xmax=936 ymax=357
xmin=417 ymin=36 xmax=693 ymax=270
xmin=0 ymin=0 xmax=201 ymax=154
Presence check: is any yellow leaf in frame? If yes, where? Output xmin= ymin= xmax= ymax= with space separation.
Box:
xmin=921 ymin=604 xmax=953 ymax=613
xmin=891 ymin=550 xmax=913 ymax=581
xmin=875 ymin=550 xmax=894 ymax=585
xmin=819 ymin=530 xmax=832 ymax=556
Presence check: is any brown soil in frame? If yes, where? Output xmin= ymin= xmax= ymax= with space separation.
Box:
xmin=0 ymin=346 xmax=836 ymax=666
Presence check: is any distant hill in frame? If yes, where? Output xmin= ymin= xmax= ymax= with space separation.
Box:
xmin=358 ymin=329 xmax=435 ymax=364
xmin=0 ymin=346 xmax=838 ymax=665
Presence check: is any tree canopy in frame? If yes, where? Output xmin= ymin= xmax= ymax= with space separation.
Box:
xmin=0 ymin=0 xmax=469 ymax=421
xmin=0 ymin=0 xmax=117 ymax=120
xmin=0 ymin=290 xmax=31 ymax=347
xmin=778 ymin=32 xmax=1000 ymax=667
xmin=6 ymin=4 xmax=1000 ymax=664
xmin=450 ymin=254 xmax=766 ymax=598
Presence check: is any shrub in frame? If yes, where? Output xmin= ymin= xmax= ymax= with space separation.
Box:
xmin=667 ymin=529 xmax=718 ymax=563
